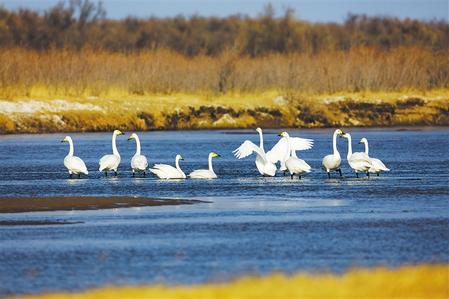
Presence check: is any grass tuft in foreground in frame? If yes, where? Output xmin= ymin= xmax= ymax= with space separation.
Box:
xmin=20 ymin=264 xmax=448 ymax=299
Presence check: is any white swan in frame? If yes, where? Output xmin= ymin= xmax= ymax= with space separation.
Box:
xmin=359 ymin=137 xmax=390 ymax=175
xmin=322 ymin=129 xmax=344 ymax=178
xmin=61 ymin=136 xmax=88 ymax=178
xmin=150 ymin=154 xmax=186 ymax=179
xmin=189 ymin=152 xmax=220 ymax=179
xmin=128 ymin=133 xmax=149 ymax=176
xmin=233 ymin=127 xmax=277 ymax=176
xmin=99 ymin=129 xmax=124 ymax=176
xmin=279 ymin=132 xmax=311 ymax=179
xmin=341 ymin=132 xmax=373 ymax=177
xmin=233 ymin=127 xmax=313 ymax=177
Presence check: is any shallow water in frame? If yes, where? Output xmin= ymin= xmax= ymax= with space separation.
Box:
xmin=0 ymin=128 xmax=448 ymax=296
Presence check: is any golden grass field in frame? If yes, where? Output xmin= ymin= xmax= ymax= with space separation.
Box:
xmin=0 ymin=88 xmax=448 ymax=133
xmin=19 ymin=264 xmax=448 ymax=299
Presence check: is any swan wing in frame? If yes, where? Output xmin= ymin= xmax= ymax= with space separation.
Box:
xmin=150 ymin=164 xmax=185 ymax=179
xmin=131 ymin=155 xmax=148 ymax=171
xmin=266 ymin=137 xmax=314 ymax=164
xmin=99 ymin=154 xmax=120 ymax=171
xmin=233 ymin=140 xmax=267 ymax=162
xmin=65 ymin=156 xmax=88 ymax=174
xmin=189 ymin=169 xmax=217 ymax=179
xmin=286 ymin=157 xmax=312 ymax=173
xmin=370 ymin=157 xmax=390 ymax=172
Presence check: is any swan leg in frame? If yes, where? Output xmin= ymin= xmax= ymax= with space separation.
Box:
xmin=143 ymin=171 xmax=146 ymax=177
xmin=114 ymin=171 xmax=118 ymax=176
xmin=377 ymin=173 xmax=380 ymax=176
xmin=69 ymin=173 xmax=72 ymax=179
xmin=291 ymin=174 xmax=294 ymax=180
xmin=298 ymin=175 xmax=301 ymax=180
xmin=78 ymin=173 xmax=81 ymax=178
xmin=132 ymin=170 xmax=135 ymax=177
xmin=338 ymin=169 xmax=342 ymax=177
xmin=356 ymin=172 xmax=359 ymax=178
xmin=283 ymin=171 xmax=286 ymax=176
xmin=327 ymin=172 xmax=331 ymax=179
xmin=366 ymin=171 xmax=370 ymax=177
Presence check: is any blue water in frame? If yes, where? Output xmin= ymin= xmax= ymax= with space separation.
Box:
xmin=0 ymin=128 xmax=448 ymax=296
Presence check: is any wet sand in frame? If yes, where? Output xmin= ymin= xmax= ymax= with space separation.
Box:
xmin=0 ymin=196 xmax=202 ymax=213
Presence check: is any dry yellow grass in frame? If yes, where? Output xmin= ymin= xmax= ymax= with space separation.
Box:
xmin=18 ymin=264 xmax=448 ymax=299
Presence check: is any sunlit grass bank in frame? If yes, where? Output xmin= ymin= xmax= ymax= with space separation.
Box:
xmin=19 ymin=264 xmax=448 ymax=299
xmin=0 ymin=89 xmax=448 ymax=133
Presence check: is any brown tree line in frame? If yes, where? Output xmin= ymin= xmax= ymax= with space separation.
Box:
xmin=0 ymin=1 xmax=448 ymax=56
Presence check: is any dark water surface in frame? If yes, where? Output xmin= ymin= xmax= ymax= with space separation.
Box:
xmin=0 ymin=128 xmax=448 ymax=296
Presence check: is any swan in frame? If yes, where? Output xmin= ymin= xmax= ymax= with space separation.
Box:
xmin=322 ymin=129 xmax=344 ymax=178
xmin=189 ymin=152 xmax=220 ymax=179
xmin=150 ymin=154 xmax=186 ymax=179
xmin=359 ymin=137 xmax=390 ymax=175
xmin=61 ymin=136 xmax=88 ymax=178
xmin=128 ymin=133 xmax=149 ymax=176
xmin=341 ymin=132 xmax=373 ymax=177
xmin=233 ymin=127 xmax=313 ymax=177
xmin=279 ymin=132 xmax=311 ymax=179
xmin=233 ymin=128 xmax=277 ymax=176
xmin=99 ymin=129 xmax=124 ymax=176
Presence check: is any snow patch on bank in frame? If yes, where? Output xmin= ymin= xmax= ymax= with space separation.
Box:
xmin=0 ymin=99 xmax=103 ymax=114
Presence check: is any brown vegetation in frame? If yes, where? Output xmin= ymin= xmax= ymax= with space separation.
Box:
xmin=0 ymin=2 xmax=448 ymax=133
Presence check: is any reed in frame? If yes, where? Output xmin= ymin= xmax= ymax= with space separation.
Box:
xmin=20 ymin=264 xmax=448 ymax=299
xmin=0 ymin=47 xmax=447 ymax=99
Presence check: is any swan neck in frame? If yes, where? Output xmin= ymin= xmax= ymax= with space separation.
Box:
xmin=285 ymin=135 xmax=294 ymax=157
xmin=258 ymin=130 xmax=264 ymax=151
xmin=112 ymin=133 xmax=119 ymax=156
xmin=134 ymin=136 xmax=141 ymax=156
xmin=208 ymin=155 xmax=214 ymax=172
xmin=332 ymin=131 xmax=339 ymax=156
xmin=67 ymin=139 xmax=74 ymax=156
xmin=175 ymin=157 xmax=181 ymax=170
xmin=364 ymin=141 xmax=369 ymax=155
xmin=346 ymin=134 xmax=352 ymax=159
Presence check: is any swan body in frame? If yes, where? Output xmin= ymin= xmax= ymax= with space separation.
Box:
xmin=233 ymin=128 xmax=277 ymax=176
xmin=359 ymin=137 xmax=390 ymax=175
xmin=342 ymin=133 xmax=373 ymax=177
xmin=128 ymin=133 xmax=149 ymax=176
xmin=189 ymin=152 xmax=220 ymax=179
xmin=99 ymin=130 xmax=124 ymax=175
xmin=150 ymin=154 xmax=186 ymax=179
xmin=322 ymin=129 xmax=344 ymax=178
xmin=61 ymin=136 xmax=88 ymax=177
xmin=279 ymin=132 xmax=311 ymax=179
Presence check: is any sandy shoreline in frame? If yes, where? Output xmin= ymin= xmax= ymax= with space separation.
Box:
xmin=0 ymin=196 xmax=202 ymax=214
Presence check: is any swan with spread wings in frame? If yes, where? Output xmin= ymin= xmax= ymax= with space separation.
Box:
xmin=233 ymin=128 xmax=313 ymax=176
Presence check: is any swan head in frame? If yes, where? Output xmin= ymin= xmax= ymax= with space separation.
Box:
xmin=128 ymin=133 xmax=138 ymax=140
xmin=256 ymin=127 xmax=262 ymax=134
xmin=278 ymin=131 xmax=289 ymax=138
xmin=335 ymin=129 xmax=345 ymax=136
xmin=113 ymin=129 xmax=124 ymax=136
xmin=359 ymin=137 xmax=368 ymax=144
xmin=209 ymin=152 xmax=221 ymax=158
xmin=61 ymin=136 xmax=72 ymax=143
xmin=341 ymin=132 xmax=350 ymax=139
xmin=176 ymin=154 xmax=184 ymax=161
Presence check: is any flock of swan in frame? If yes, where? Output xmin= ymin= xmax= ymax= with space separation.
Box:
xmin=61 ymin=128 xmax=389 ymax=179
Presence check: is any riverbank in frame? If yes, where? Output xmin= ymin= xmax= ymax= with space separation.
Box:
xmin=0 ymin=197 xmax=200 ymax=213
xmin=18 ymin=264 xmax=448 ymax=299
xmin=0 ymin=90 xmax=448 ymax=134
